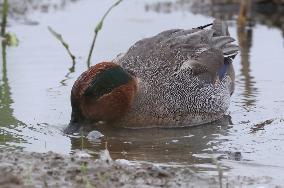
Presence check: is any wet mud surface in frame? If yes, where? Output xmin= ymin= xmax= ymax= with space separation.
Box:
xmin=0 ymin=149 xmax=276 ymax=188
xmin=0 ymin=149 xmax=217 ymax=188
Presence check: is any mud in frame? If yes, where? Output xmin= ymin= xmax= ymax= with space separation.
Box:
xmin=0 ymin=149 xmax=277 ymax=188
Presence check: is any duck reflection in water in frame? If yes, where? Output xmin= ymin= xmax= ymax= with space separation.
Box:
xmin=69 ymin=115 xmax=233 ymax=164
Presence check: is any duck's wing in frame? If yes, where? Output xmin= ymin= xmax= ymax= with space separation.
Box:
xmin=113 ymin=20 xmax=239 ymax=116
xmin=115 ymin=27 xmax=201 ymax=80
xmin=116 ymin=20 xmax=238 ymax=84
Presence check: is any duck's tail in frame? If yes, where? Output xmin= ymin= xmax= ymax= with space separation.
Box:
xmin=211 ymin=19 xmax=239 ymax=58
xmin=209 ymin=19 xmax=238 ymax=89
xmin=194 ymin=19 xmax=239 ymax=57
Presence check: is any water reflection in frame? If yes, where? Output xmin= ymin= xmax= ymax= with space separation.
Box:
xmin=69 ymin=115 xmax=233 ymax=166
xmin=146 ymin=0 xmax=284 ymax=36
xmin=0 ymin=43 xmax=26 ymax=149
xmin=0 ymin=0 xmax=82 ymax=24
xmin=59 ymin=60 xmax=76 ymax=86
xmin=237 ymin=0 xmax=258 ymax=107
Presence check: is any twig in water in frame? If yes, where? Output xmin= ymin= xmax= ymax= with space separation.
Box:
xmin=86 ymin=0 xmax=123 ymax=68
xmin=48 ymin=26 xmax=76 ymax=63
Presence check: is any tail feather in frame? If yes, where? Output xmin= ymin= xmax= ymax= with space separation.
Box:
xmin=211 ymin=19 xmax=239 ymax=58
xmin=211 ymin=36 xmax=235 ymax=48
xmin=222 ymin=44 xmax=239 ymax=57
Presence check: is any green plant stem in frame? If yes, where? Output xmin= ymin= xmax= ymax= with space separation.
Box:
xmin=48 ymin=26 xmax=76 ymax=64
xmin=1 ymin=0 xmax=9 ymax=37
xmin=86 ymin=0 xmax=123 ymax=68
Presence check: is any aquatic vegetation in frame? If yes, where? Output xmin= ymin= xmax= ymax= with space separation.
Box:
xmin=0 ymin=0 xmax=24 ymax=148
xmin=48 ymin=26 xmax=76 ymax=64
xmin=86 ymin=0 xmax=123 ymax=67
xmin=0 ymin=0 xmax=8 ymax=36
xmin=80 ymin=162 xmax=94 ymax=188
xmin=48 ymin=0 xmax=123 ymax=68
xmin=2 ymin=32 xmax=18 ymax=46
xmin=1 ymin=0 xmax=19 ymax=46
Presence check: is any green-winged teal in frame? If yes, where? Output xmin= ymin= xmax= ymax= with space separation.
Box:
xmin=70 ymin=19 xmax=239 ymax=128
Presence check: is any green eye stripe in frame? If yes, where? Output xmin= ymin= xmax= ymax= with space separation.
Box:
xmin=84 ymin=66 xmax=132 ymax=100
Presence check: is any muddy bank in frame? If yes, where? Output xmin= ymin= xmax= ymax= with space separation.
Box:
xmin=0 ymin=149 xmax=276 ymax=188
xmin=0 ymin=149 xmax=218 ymax=188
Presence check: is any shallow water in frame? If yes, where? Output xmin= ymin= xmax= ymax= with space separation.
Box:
xmin=1 ymin=0 xmax=284 ymax=186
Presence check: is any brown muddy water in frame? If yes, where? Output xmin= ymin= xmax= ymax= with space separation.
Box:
xmin=1 ymin=0 xmax=284 ymax=187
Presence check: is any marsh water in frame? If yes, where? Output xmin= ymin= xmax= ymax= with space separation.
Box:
xmin=1 ymin=0 xmax=284 ymax=186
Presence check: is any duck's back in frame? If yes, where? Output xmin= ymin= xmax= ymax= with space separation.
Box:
xmin=115 ymin=20 xmax=238 ymax=127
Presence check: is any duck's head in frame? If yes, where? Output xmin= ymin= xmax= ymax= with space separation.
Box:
xmin=70 ymin=62 xmax=137 ymax=125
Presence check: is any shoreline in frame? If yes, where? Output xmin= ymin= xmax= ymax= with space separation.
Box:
xmin=0 ymin=149 xmax=220 ymax=188
xmin=0 ymin=149 xmax=278 ymax=188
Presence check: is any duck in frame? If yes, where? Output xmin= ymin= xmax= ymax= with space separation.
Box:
xmin=70 ymin=19 xmax=239 ymax=128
